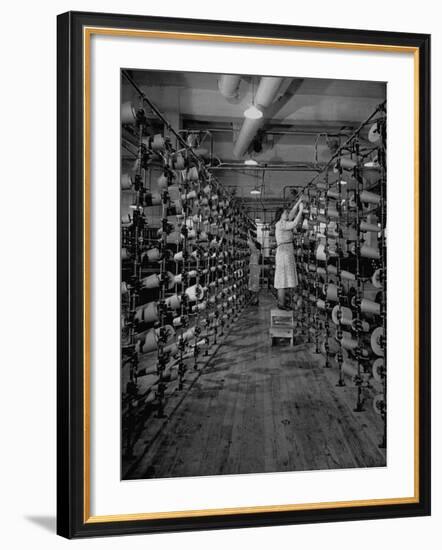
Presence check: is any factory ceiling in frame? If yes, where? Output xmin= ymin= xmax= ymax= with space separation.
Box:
xmin=121 ymin=70 xmax=386 ymax=213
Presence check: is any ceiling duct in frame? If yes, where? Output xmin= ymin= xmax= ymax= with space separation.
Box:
xmin=254 ymin=77 xmax=285 ymax=108
xmin=233 ymin=77 xmax=285 ymax=158
xmin=218 ymin=75 xmax=242 ymax=100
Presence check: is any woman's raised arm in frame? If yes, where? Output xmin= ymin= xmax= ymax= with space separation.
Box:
xmin=288 ymin=197 xmax=303 ymax=220
xmin=282 ymin=202 xmax=304 ymax=230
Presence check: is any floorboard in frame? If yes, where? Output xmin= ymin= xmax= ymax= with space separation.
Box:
xmin=125 ymin=290 xmax=386 ymax=479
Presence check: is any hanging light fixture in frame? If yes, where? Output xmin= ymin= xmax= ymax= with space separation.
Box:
xmin=244 ymin=77 xmax=263 ymax=120
xmin=244 ymin=105 xmax=263 ymax=119
xmin=250 ymin=166 xmax=266 ymax=195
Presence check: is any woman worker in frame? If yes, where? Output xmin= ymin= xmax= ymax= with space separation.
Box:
xmin=247 ymin=230 xmax=261 ymax=305
xmin=273 ymin=198 xmax=304 ymax=310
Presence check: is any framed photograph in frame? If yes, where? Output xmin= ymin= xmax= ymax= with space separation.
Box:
xmin=57 ymin=11 xmax=431 ymax=538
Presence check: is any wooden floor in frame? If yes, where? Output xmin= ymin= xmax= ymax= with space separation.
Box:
xmin=125 ymin=291 xmax=386 ymax=480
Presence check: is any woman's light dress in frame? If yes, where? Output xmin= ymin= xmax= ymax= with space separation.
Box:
xmin=248 ymin=238 xmax=261 ymax=293
xmin=274 ymin=219 xmax=298 ymax=289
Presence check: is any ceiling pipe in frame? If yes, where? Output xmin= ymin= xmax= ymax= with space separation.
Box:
xmin=183 ymin=127 xmax=351 ymax=137
xmin=218 ymin=75 xmax=242 ymax=100
xmin=232 ymin=117 xmax=264 ymax=158
xmin=233 ymin=77 xmax=286 ymax=158
xmin=209 ymin=163 xmax=323 ymax=172
xmin=254 ymin=76 xmax=285 ymax=108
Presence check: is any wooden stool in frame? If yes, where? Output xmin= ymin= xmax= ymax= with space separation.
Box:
xmin=269 ymin=308 xmax=294 ymax=346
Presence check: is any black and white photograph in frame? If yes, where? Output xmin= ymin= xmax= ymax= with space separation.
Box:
xmin=120 ymin=69 xmax=387 ymax=480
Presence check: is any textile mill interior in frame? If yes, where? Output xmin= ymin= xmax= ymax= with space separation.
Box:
xmin=120 ymin=70 xmax=387 ymax=480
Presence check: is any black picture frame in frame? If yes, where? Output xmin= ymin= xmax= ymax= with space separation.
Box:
xmin=57 ymin=10 xmax=431 ymax=539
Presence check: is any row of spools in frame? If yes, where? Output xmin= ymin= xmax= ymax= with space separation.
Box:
xmin=120 ymin=100 xmax=253 ymax=430
xmin=291 ymin=106 xmax=387 ymax=446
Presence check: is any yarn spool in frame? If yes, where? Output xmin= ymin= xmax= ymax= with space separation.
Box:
xmin=142 ymin=248 xmax=161 ymax=263
xmin=156 ymin=325 xmax=176 ymax=344
xmin=341 ymin=270 xmax=356 ymax=281
xmin=157 ymin=172 xmax=169 ymax=191
xmin=331 ymin=305 xmax=353 ymax=326
xmin=163 ymin=342 xmax=178 ymax=357
xmin=167 ymin=200 xmax=182 ymax=216
xmin=187 ymin=166 xmax=199 ymax=182
xmin=142 ymin=192 xmax=162 ymax=207
xmin=323 ymin=283 xmax=339 ymax=302
xmin=121 ymin=173 xmax=132 ymax=190
xmin=360 ymin=220 xmax=380 ymax=233
xmin=121 ymin=101 xmax=137 ymax=124
xmin=181 ymin=189 xmax=198 ymax=201
xmin=346 ymin=227 xmax=358 ymax=242
xmin=363 ymin=160 xmax=381 ymax=170
xmin=140 ymin=273 xmax=160 ymax=290
xmin=121 ymin=281 xmax=129 ymax=295
xmin=371 ymin=268 xmax=382 ymax=288
xmin=166 ymin=231 xmax=183 ymax=245
xmin=371 ymin=326 xmax=385 ymax=356
xmin=372 ymin=394 xmax=385 ymax=415
xmin=327 ymin=208 xmax=339 ymax=219
xmin=173 ymin=315 xmax=186 ymax=328
xmin=368 ymin=121 xmax=382 ymax=143
xmin=360 ymin=190 xmax=381 ymax=205
xmin=173 ymin=250 xmax=184 ymax=262
xmin=141 ymin=271 xmax=175 ymax=290
xmin=339 ymin=332 xmax=369 ymax=357
xmin=360 ymin=298 xmax=381 ymax=315
xmin=349 ymin=242 xmax=380 ymax=260
xmin=134 ymin=301 xmax=158 ymax=324
xmin=136 ymin=329 xmax=157 ymax=354
xmin=172 ymin=153 xmax=185 ymax=170
xmin=372 ymin=358 xmax=385 ymax=382
xmin=192 ymin=301 xmax=207 ymax=313
xmin=179 ymin=326 xmax=196 ymax=343
xmin=340 ymin=332 xmax=358 ymax=351
xmin=185 ymin=284 xmax=205 ymax=302
xmin=121 ymin=214 xmax=131 ymax=226
xmin=337 ymin=157 xmax=357 ymax=172
xmin=164 ymin=294 xmax=181 ymax=310
xmin=351 ymin=318 xmax=370 ymax=332
xmin=363 ymin=287 xmax=380 ymax=301
xmin=173 ymin=270 xmax=197 ymax=285
xmin=316 ymin=244 xmax=327 ymax=261
xmin=151 ymin=134 xmax=166 ymax=152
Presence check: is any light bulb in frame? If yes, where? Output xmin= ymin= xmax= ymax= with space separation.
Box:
xmin=244 ymin=105 xmax=263 ymax=119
